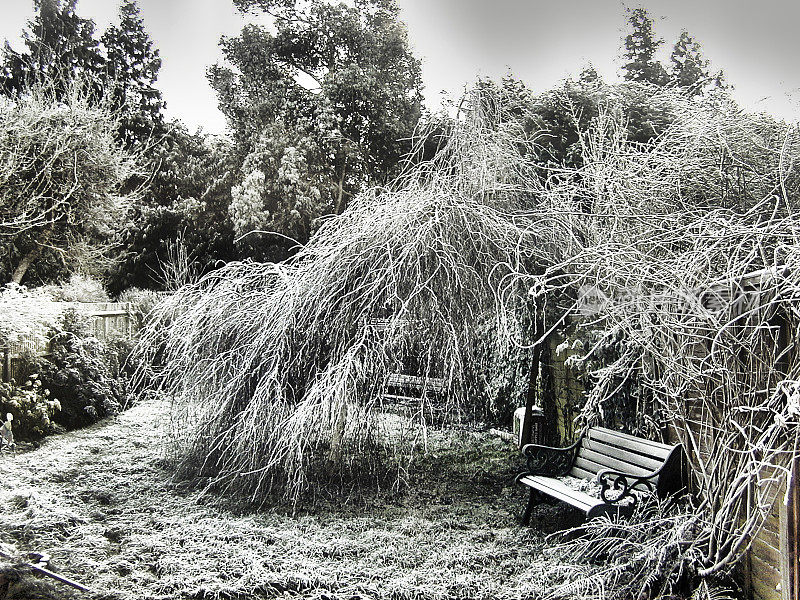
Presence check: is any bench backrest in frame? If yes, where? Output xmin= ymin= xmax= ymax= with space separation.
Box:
xmin=385 ymin=373 xmax=446 ymax=393
xmin=570 ymin=426 xmax=684 ymax=496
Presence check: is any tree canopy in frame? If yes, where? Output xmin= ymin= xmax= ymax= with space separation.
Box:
xmin=621 ymin=8 xmax=668 ymax=86
xmin=109 ymin=123 xmax=236 ymax=293
xmin=101 ymin=0 xmax=166 ymax=148
xmin=210 ymin=0 xmax=423 ymax=260
xmin=622 ymin=8 xmax=724 ymax=95
xmin=670 ymin=30 xmax=725 ymax=95
xmin=1 ymin=0 xmax=165 ymax=151
xmin=0 ymin=0 xmax=104 ymax=98
xmin=0 ymin=79 xmax=139 ymax=284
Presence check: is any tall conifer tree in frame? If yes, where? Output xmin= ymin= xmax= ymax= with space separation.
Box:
xmin=0 ymin=0 xmax=103 ymax=97
xmin=101 ymin=0 xmax=165 ymax=149
xmin=621 ymin=8 xmax=668 ymax=86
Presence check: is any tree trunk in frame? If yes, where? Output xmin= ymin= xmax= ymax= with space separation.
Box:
xmin=539 ymin=340 xmax=559 ymax=446
xmin=520 ymin=342 xmax=543 ymax=447
xmin=328 ymin=401 xmax=348 ymax=464
xmin=335 ymin=160 xmax=347 ymax=215
xmin=11 ymin=245 xmax=42 ymax=285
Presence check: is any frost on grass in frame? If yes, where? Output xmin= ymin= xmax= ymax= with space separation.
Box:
xmin=0 ymin=400 xmax=544 ymax=600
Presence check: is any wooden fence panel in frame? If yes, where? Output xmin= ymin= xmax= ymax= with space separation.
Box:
xmin=1 ymin=302 xmax=135 ymax=383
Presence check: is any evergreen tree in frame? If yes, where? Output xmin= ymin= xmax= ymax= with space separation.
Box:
xmin=0 ymin=0 xmax=103 ymax=98
xmin=101 ymin=0 xmax=165 ymax=149
xmin=109 ymin=123 xmax=236 ymax=293
xmin=670 ymin=30 xmax=725 ymax=95
xmin=211 ymin=0 xmax=423 ymax=261
xmin=621 ymin=8 xmax=668 ymax=86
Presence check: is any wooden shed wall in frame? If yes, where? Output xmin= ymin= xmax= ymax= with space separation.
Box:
xmin=743 ymin=460 xmax=795 ymax=600
xmin=746 ymin=482 xmax=786 ymax=600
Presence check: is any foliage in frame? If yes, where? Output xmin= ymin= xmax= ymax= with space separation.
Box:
xmin=516 ymin=88 xmax=800 ymax=589
xmin=541 ymin=497 xmax=731 ymax=600
xmin=101 ymin=0 xmax=165 ymax=149
xmin=109 ymin=123 xmax=236 ymax=293
xmin=467 ymin=297 xmax=540 ymax=423
xmin=38 ymin=273 xmax=111 ymax=302
xmin=0 ymin=376 xmax=60 ymax=441
xmin=0 ymin=0 xmax=104 ymax=99
xmin=0 ymin=76 xmax=139 ymax=285
xmin=563 ymin=327 xmax=663 ymax=439
xmin=621 ymin=8 xmax=668 ymax=86
xmin=499 ymin=75 xmax=676 ymax=171
xmin=621 ymin=8 xmax=725 ymax=97
xmin=115 ymin=287 xmax=161 ymax=328
xmin=0 ymin=279 xmax=135 ymax=438
xmin=467 ymin=72 xmax=682 ymax=183
xmin=0 ymin=0 xmax=167 ymax=287
xmin=2 ymin=0 xmax=165 ymax=151
xmin=0 ymin=284 xmax=62 ymax=348
xmin=134 ymin=94 xmax=557 ymax=505
xmin=210 ymin=0 xmax=423 ymax=259
xmin=103 ymin=335 xmax=139 ymax=383
xmin=670 ymin=31 xmax=716 ymax=95
xmin=36 ymin=310 xmax=127 ymax=430
xmin=228 ymin=121 xmax=332 ymax=259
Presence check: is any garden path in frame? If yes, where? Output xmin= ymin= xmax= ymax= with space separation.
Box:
xmin=0 ymin=401 xmax=554 ymax=600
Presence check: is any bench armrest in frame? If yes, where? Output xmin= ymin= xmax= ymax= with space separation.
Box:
xmin=520 ymin=435 xmax=583 ymax=477
xmin=596 ymin=443 xmax=685 ymax=506
xmin=596 ymin=467 xmax=660 ymax=505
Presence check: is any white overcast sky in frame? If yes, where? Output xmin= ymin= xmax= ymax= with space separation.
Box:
xmin=1 ymin=0 xmax=799 ymax=133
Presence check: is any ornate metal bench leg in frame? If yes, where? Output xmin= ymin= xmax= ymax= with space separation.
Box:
xmin=522 ymin=488 xmax=540 ymax=525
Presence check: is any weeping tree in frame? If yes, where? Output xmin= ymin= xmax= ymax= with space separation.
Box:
xmin=136 ymin=91 xmax=567 ymax=505
xmin=138 ymin=81 xmax=800 ymax=595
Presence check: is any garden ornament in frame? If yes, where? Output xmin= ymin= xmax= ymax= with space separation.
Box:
xmin=0 ymin=413 xmax=14 ymax=454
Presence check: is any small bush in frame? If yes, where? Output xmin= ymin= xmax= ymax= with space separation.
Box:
xmin=104 ymin=335 xmax=140 ymax=383
xmin=0 ymin=377 xmax=60 ymax=440
xmin=116 ymin=287 xmax=161 ymax=328
xmin=36 ymin=310 xmax=127 ymax=430
xmin=39 ymin=273 xmax=111 ymax=303
xmin=0 ymin=284 xmax=62 ymax=348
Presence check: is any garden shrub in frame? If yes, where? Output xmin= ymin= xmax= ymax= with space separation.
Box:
xmin=0 ymin=284 xmax=62 ymax=349
xmin=36 ymin=310 xmax=127 ymax=430
xmin=116 ymin=287 xmax=161 ymax=328
xmin=1 ymin=284 xmax=138 ymax=440
xmin=0 ymin=376 xmax=60 ymax=440
xmin=39 ymin=273 xmax=111 ymax=302
xmin=468 ymin=309 xmax=540 ymax=426
xmin=104 ymin=335 xmax=140 ymax=383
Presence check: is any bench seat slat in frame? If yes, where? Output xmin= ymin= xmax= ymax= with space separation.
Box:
xmin=571 ymin=456 xmax=604 ymax=477
xmin=572 ymin=455 xmax=654 ymax=480
xmin=580 ymin=439 xmax=665 ymax=471
xmin=587 ymin=428 xmax=672 ymax=460
xmin=518 ymin=475 xmax=602 ymax=512
xmin=576 ymin=449 xmax=658 ymax=478
xmin=592 ymin=426 xmax=672 ymax=450
xmin=381 ymin=394 xmax=422 ymax=403
xmin=569 ymin=465 xmax=597 ymax=481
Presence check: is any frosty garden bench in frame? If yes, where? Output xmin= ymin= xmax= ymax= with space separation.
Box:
xmin=515 ymin=426 xmax=686 ymax=523
xmin=383 ymin=373 xmax=446 ymax=402
xmin=382 ymin=374 xmax=448 ymax=422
